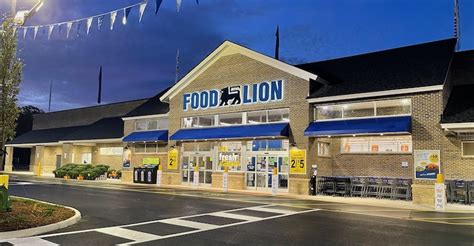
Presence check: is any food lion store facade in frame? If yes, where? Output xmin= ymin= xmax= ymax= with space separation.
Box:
xmin=130 ymin=41 xmax=317 ymax=194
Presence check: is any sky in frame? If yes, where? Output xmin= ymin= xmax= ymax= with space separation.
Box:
xmin=0 ymin=0 xmax=472 ymax=112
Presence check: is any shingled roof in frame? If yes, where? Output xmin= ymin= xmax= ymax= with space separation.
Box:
xmin=124 ymin=87 xmax=170 ymax=118
xmin=298 ymin=38 xmax=457 ymax=99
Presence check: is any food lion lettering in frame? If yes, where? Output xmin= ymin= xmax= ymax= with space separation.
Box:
xmin=183 ymin=80 xmax=284 ymax=111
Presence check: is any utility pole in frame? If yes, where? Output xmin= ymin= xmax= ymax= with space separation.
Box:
xmin=11 ymin=0 xmax=17 ymax=17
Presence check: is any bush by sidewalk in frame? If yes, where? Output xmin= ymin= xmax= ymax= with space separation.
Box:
xmin=53 ymin=164 xmax=110 ymax=180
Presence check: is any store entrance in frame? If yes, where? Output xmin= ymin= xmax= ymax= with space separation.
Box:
xmin=246 ymin=154 xmax=289 ymax=191
xmin=181 ymin=154 xmax=213 ymax=186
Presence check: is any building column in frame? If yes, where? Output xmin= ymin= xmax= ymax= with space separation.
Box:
xmin=62 ymin=143 xmax=74 ymax=164
xmin=4 ymin=146 xmax=14 ymax=172
xmin=33 ymin=146 xmax=45 ymax=176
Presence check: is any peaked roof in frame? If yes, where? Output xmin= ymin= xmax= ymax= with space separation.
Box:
xmin=441 ymin=84 xmax=474 ymax=124
xmin=160 ymin=40 xmax=318 ymax=101
xmin=298 ymin=38 xmax=457 ymax=101
xmin=124 ymin=87 xmax=171 ymax=118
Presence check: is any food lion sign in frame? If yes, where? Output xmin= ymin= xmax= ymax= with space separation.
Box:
xmin=183 ymin=80 xmax=284 ymax=111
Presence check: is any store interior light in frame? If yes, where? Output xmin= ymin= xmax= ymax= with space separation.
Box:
xmin=327 ymin=135 xmax=331 ymax=138
xmin=352 ymin=134 xmax=356 ymax=137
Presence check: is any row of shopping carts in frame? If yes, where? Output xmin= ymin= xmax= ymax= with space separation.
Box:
xmin=446 ymin=180 xmax=474 ymax=205
xmin=317 ymin=176 xmax=412 ymax=201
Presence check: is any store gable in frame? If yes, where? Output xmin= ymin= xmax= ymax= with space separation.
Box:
xmin=160 ymin=40 xmax=318 ymax=102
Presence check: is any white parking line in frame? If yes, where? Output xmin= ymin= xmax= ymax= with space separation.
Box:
xmin=246 ymin=206 xmax=295 ymax=215
xmin=96 ymin=227 xmax=161 ymax=242
xmin=6 ymin=237 xmax=58 ymax=246
xmin=160 ymin=218 xmax=219 ymax=230
xmin=210 ymin=211 xmax=261 ymax=221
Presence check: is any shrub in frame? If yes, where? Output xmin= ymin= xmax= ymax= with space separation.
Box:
xmin=67 ymin=170 xmax=80 ymax=179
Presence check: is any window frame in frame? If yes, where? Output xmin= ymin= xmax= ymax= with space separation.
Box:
xmin=461 ymin=141 xmax=474 ymax=158
xmin=317 ymin=142 xmax=331 ymax=157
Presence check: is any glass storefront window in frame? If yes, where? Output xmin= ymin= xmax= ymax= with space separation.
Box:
xmin=267 ymin=108 xmax=289 ymax=122
xmin=376 ymin=99 xmax=411 ymax=116
xmin=198 ymin=142 xmax=213 ymax=151
xmin=218 ymin=113 xmax=242 ymax=125
xmin=316 ymin=105 xmax=343 ymax=120
xmin=135 ymin=121 xmax=147 ymax=131
xmin=341 ymin=136 xmax=412 ymax=154
xmin=247 ymin=111 xmax=267 ymax=124
xmin=183 ymin=142 xmax=197 ymax=152
xmin=343 ymin=102 xmax=374 ymax=118
xmin=135 ymin=143 xmax=146 ymax=153
xmin=147 ymin=120 xmax=158 ymax=130
xmin=182 ymin=117 xmax=198 ymax=128
xmin=318 ymin=142 xmax=330 ymax=157
xmin=198 ymin=115 xmax=215 ymax=127
xmin=158 ymin=118 xmax=169 ymax=129
xmin=249 ymin=140 xmax=288 ymax=151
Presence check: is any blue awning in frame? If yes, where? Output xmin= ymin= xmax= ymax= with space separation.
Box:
xmin=304 ymin=116 xmax=411 ymax=137
xmin=123 ymin=130 xmax=168 ymax=142
xmin=170 ymin=123 xmax=289 ymax=141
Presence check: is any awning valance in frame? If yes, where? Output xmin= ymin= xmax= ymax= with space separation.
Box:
xmin=170 ymin=123 xmax=289 ymax=141
xmin=123 ymin=130 xmax=168 ymax=142
xmin=304 ymin=116 xmax=411 ymax=137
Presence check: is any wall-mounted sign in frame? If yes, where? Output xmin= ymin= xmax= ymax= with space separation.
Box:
xmin=414 ymin=150 xmax=440 ymax=180
xmin=183 ymin=80 xmax=284 ymax=111
xmin=122 ymin=148 xmax=131 ymax=168
xmin=290 ymin=149 xmax=306 ymax=174
xmin=341 ymin=136 xmax=412 ymax=154
xmin=167 ymin=148 xmax=178 ymax=170
xmin=218 ymin=152 xmax=241 ymax=167
xmin=143 ymin=157 xmax=160 ymax=165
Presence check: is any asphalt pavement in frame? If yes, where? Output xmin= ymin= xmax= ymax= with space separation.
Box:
xmin=1 ymin=177 xmax=473 ymax=246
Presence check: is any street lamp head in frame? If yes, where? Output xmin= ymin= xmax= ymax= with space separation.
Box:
xmin=14 ymin=10 xmax=29 ymax=26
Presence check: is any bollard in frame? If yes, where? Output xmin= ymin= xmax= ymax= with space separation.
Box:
xmin=272 ymin=167 xmax=278 ymax=196
xmin=0 ymin=175 xmax=11 ymax=212
xmin=193 ymin=164 xmax=199 ymax=189
xmin=434 ymin=173 xmax=446 ymax=211
xmin=156 ymin=164 xmax=162 ymax=186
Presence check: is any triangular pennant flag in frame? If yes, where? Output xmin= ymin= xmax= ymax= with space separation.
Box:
xmin=22 ymin=27 xmax=28 ymax=39
xmin=58 ymin=24 xmax=63 ymax=34
xmin=76 ymin=21 xmax=82 ymax=36
xmin=86 ymin=17 xmax=93 ymax=35
xmin=110 ymin=11 xmax=117 ymax=30
xmin=155 ymin=0 xmax=163 ymax=14
xmin=176 ymin=0 xmax=182 ymax=12
xmin=123 ymin=7 xmax=132 ymax=25
xmin=139 ymin=2 xmax=147 ymax=23
xmin=98 ymin=15 xmax=104 ymax=30
xmin=48 ymin=25 xmax=55 ymax=39
xmin=33 ymin=26 xmax=39 ymax=39
xmin=42 ymin=26 xmax=46 ymax=35
xmin=66 ymin=22 xmax=73 ymax=38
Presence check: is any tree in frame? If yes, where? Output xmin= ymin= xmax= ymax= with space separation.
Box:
xmin=16 ymin=105 xmax=44 ymax=136
xmin=0 ymin=19 xmax=23 ymax=164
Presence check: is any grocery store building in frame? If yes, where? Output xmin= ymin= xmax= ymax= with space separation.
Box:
xmin=5 ymin=39 xmax=474 ymax=205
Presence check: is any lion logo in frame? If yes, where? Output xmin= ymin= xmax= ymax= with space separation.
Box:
xmin=219 ymin=86 xmax=241 ymax=106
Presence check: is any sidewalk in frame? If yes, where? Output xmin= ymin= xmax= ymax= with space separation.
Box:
xmin=4 ymin=171 xmax=474 ymax=213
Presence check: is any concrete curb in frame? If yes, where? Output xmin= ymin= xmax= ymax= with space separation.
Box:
xmin=0 ymin=196 xmax=81 ymax=240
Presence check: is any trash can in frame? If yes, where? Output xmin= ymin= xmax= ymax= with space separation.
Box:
xmin=309 ymin=175 xmax=316 ymax=196
xmin=143 ymin=164 xmax=158 ymax=184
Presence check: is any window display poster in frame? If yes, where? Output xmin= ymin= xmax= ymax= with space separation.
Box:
xmin=143 ymin=157 xmax=160 ymax=165
xmin=123 ymin=148 xmax=131 ymax=168
xmin=167 ymin=148 xmax=179 ymax=170
xmin=218 ymin=152 xmax=241 ymax=167
xmin=290 ymin=149 xmax=306 ymax=174
xmin=414 ymin=150 xmax=440 ymax=179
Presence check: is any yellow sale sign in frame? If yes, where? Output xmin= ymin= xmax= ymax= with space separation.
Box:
xmin=167 ymin=148 xmax=178 ymax=170
xmin=290 ymin=149 xmax=306 ymax=174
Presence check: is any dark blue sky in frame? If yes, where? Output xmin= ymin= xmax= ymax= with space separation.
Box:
xmin=1 ymin=0 xmax=473 ymax=111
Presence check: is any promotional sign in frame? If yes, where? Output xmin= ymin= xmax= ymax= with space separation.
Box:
xmin=342 ymin=136 xmax=412 ymax=153
xmin=434 ymin=183 xmax=446 ymax=211
xmin=272 ymin=168 xmax=278 ymax=195
xmin=218 ymin=152 xmax=241 ymax=167
xmin=143 ymin=157 xmax=160 ymax=165
xmin=122 ymin=148 xmax=131 ymax=168
xmin=223 ymin=168 xmax=228 ymax=192
xmin=182 ymin=80 xmax=284 ymax=111
xmin=290 ymin=149 xmax=306 ymax=174
xmin=414 ymin=150 xmax=440 ymax=180
xmin=167 ymin=148 xmax=179 ymax=170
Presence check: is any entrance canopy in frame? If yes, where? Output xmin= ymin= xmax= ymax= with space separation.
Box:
xmin=304 ymin=116 xmax=411 ymax=137
xmin=123 ymin=130 xmax=168 ymax=142
xmin=170 ymin=123 xmax=289 ymax=141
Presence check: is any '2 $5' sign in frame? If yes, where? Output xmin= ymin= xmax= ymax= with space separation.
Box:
xmin=290 ymin=149 xmax=306 ymax=174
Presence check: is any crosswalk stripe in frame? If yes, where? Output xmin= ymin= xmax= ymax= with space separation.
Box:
xmin=210 ymin=212 xmax=261 ymax=221
xmin=160 ymin=218 xmax=219 ymax=230
xmin=96 ymin=227 xmax=161 ymax=242
xmin=245 ymin=206 xmax=295 ymax=215
xmin=7 ymin=237 xmax=58 ymax=246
